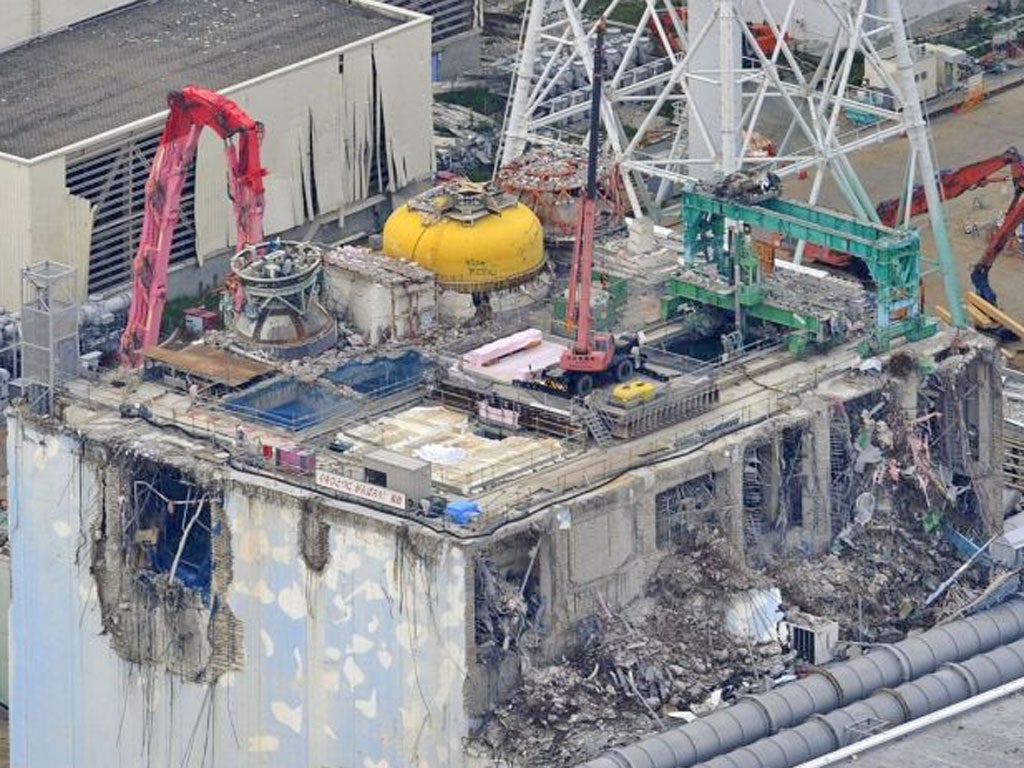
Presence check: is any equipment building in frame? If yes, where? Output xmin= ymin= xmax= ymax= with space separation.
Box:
xmin=0 ymin=0 xmax=435 ymax=311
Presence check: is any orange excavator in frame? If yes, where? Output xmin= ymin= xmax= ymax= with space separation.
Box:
xmin=120 ymin=86 xmax=267 ymax=367
xmin=807 ymin=147 xmax=1024 ymax=303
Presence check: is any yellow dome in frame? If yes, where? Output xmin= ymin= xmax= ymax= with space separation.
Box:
xmin=382 ymin=184 xmax=545 ymax=293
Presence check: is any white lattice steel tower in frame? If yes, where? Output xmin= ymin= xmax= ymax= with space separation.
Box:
xmin=499 ymin=0 xmax=966 ymax=324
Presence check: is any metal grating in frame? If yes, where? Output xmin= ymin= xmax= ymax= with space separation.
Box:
xmin=384 ymin=0 xmax=476 ymax=43
xmin=66 ymin=129 xmax=198 ymax=296
xmin=655 ymin=474 xmax=717 ymax=549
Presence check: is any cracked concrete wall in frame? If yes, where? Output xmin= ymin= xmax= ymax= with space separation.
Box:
xmin=194 ymin=17 xmax=434 ymax=258
xmin=8 ymin=415 xmax=470 ymax=768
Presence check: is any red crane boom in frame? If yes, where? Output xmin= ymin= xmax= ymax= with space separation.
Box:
xmin=560 ymin=20 xmax=613 ymax=386
xmin=120 ymin=86 xmax=267 ymax=367
xmin=558 ymin=19 xmax=638 ymax=397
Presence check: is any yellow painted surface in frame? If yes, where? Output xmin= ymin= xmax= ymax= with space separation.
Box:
xmin=611 ymin=379 xmax=658 ymax=405
xmin=382 ymin=202 xmax=544 ymax=289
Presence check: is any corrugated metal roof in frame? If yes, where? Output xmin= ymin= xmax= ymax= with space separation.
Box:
xmin=0 ymin=0 xmax=404 ymax=159
xmin=143 ymin=344 xmax=275 ymax=388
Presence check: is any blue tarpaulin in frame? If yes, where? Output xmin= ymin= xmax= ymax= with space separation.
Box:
xmin=445 ymin=500 xmax=481 ymax=526
xmin=321 ymin=350 xmax=431 ymax=396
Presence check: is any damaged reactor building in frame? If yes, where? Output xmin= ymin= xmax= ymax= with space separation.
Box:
xmin=4 ymin=0 xmax=1024 ymax=767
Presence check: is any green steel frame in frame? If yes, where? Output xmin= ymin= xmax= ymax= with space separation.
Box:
xmin=663 ymin=188 xmax=936 ymax=354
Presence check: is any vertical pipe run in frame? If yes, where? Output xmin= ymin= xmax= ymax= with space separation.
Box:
xmin=884 ymin=0 xmax=966 ymax=328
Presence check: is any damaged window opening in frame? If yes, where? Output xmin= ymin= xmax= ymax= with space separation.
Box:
xmin=655 ymin=474 xmax=717 ymax=549
xmin=365 ymin=467 xmax=387 ymax=488
xmin=127 ymin=464 xmax=213 ymax=598
xmin=742 ymin=444 xmax=770 ymax=550
xmin=781 ymin=427 xmax=804 ymax=528
xmin=474 ymin=544 xmax=541 ymax=662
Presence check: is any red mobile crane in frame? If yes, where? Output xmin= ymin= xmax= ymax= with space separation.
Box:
xmin=807 ymin=147 xmax=1024 ymax=276
xmin=120 ymin=86 xmax=267 ymax=367
xmin=559 ymin=19 xmax=638 ymax=397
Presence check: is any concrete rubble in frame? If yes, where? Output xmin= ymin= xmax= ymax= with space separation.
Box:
xmin=435 ymin=101 xmax=498 ymax=173
xmin=472 ymin=347 xmax=1007 ymax=767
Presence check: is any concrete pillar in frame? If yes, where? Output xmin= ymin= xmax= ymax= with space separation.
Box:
xmin=766 ymin=437 xmax=782 ymax=525
xmin=803 ymin=415 xmax=833 ymax=551
xmin=900 ymin=369 xmax=920 ymax=417
xmin=973 ymin=353 xmax=1004 ymax=535
xmin=726 ymin=445 xmax=745 ymax=553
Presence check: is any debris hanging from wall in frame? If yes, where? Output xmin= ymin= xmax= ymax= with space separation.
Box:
xmin=89 ymin=450 xmax=243 ymax=683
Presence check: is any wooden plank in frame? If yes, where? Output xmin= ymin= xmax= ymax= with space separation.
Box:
xmin=966 ymin=292 xmax=1024 ymax=338
xmin=965 ymin=303 xmax=999 ymax=330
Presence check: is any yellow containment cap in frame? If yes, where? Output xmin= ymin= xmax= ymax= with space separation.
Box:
xmin=382 ymin=181 xmax=545 ymax=293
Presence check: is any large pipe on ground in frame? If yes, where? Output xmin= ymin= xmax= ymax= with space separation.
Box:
xmin=579 ymin=598 xmax=1024 ymax=768
xmin=698 ymin=635 xmax=1024 ymax=768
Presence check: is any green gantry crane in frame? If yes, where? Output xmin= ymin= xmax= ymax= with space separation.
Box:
xmin=661 ymin=186 xmax=937 ymax=356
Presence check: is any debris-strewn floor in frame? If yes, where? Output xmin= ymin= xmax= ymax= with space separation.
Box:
xmin=474 ymin=508 xmax=983 ymax=768
xmin=473 ymin=534 xmax=783 ymax=767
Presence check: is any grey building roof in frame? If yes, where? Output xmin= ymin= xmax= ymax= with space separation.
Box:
xmin=0 ymin=0 xmax=404 ymax=159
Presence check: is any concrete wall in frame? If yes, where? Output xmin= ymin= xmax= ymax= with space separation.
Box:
xmin=7 ymin=418 xmax=471 ymax=768
xmin=0 ymin=154 xmax=92 ymax=311
xmin=194 ymin=18 xmax=435 ymax=257
xmin=0 ymin=0 xmax=135 ymax=51
xmin=323 ymin=266 xmax=437 ymax=344
xmin=432 ymin=30 xmax=483 ymax=81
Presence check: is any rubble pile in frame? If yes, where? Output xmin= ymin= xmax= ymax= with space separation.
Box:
xmin=768 ymin=511 xmax=971 ymax=643
xmin=770 ymin=374 xmax=990 ymax=640
xmin=478 ymin=534 xmax=790 ymax=767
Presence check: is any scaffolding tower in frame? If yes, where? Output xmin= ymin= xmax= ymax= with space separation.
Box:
xmin=19 ymin=261 xmax=80 ymax=415
xmin=499 ymin=0 xmax=966 ymax=324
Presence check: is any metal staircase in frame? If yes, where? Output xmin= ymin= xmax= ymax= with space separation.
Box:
xmin=578 ymin=401 xmax=614 ymax=448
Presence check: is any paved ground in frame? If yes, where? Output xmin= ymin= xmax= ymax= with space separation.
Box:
xmin=785 ymin=83 xmax=1024 ymax=347
xmin=852 ymin=692 xmax=1024 ymax=768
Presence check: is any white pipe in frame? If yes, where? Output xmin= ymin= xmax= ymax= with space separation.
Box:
xmin=503 ymin=0 xmax=558 ymax=165
xmin=793 ymin=676 xmax=1024 ymax=768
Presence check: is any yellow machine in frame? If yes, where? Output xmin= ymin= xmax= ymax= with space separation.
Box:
xmin=611 ymin=379 xmax=658 ymax=406
xmin=382 ymin=180 xmax=544 ymax=292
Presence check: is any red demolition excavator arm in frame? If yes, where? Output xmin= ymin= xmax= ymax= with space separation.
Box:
xmin=120 ymin=86 xmax=267 ymax=367
xmin=808 ymin=147 xmax=1024 ymax=269
xmin=972 ymin=171 xmax=1024 ymax=306
xmin=875 ymin=147 xmax=1023 ymax=227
